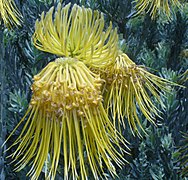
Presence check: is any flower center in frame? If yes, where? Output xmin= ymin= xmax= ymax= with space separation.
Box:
xmin=30 ymin=58 xmax=103 ymax=117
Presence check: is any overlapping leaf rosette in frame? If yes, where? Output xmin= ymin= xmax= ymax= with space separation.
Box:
xmin=4 ymin=3 xmax=177 ymax=179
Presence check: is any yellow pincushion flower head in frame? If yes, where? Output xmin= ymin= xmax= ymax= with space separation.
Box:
xmin=134 ymin=0 xmax=182 ymax=19
xmin=32 ymin=3 xmax=118 ymax=68
xmin=5 ymin=58 xmax=130 ymax=179
xmin=0 ymin=0 xmax=22 ymax=28
xmin=102 ymin=52 xmax=176 ymax=136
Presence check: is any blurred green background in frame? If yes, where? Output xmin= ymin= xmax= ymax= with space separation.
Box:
xmin=0 ymin=0 xmax=187 ymax=179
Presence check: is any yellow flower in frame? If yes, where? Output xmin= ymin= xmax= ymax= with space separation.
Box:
xmin=5 ymin=58 xmax=129 ymax=179
xmin=102 ymin=52 xmax=176 ymax=136
xmin=134 ymin=0 xmax=182 ymax=19
xmin=32 ymin=3 xmax=118 ymax=68
xmin=0 ymin=0 xmax=22 ymax=28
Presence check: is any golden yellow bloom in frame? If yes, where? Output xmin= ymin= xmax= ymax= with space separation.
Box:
xmin=0 ymin=0 xmax=22 ymax=28
xmin=32 ymin=3 xmax=118 ymax=68
xmin=102 ymin=53 xmax=175 ymax=136
xmin=134 ymin=0 xmax=182 ymax=19
xmin=5 ymin=58 xmax=129 ymax=179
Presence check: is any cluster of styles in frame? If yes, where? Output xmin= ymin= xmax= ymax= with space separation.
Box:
xmin=1 ymin=1 xmax=182 ymax=180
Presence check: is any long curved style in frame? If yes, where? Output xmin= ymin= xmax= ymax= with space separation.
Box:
xmin=134 ymin=0 xmax=182 ymax=19
xmin=102 ymin=52 xmax=177 ymax=136
xmin=0 ymin=0 xmax=22 ymax=28
xmin=4 ymin=58 xmax=130 ymax=179
xmin=33 ymin=3 xmax=118 ymax=68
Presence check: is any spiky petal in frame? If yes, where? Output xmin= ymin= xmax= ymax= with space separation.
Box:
xmin=134 ymin=0 xmax=182 ymax=19
xmin=0 ymin=0 xmax=22 ymax=28
xmin=32 ymin=3 xmax=118 ymax=68
xmin=4 ymin=58 xmax=129 ymax=180
xmin=102 ymin=53 xmax=175 ymax=136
